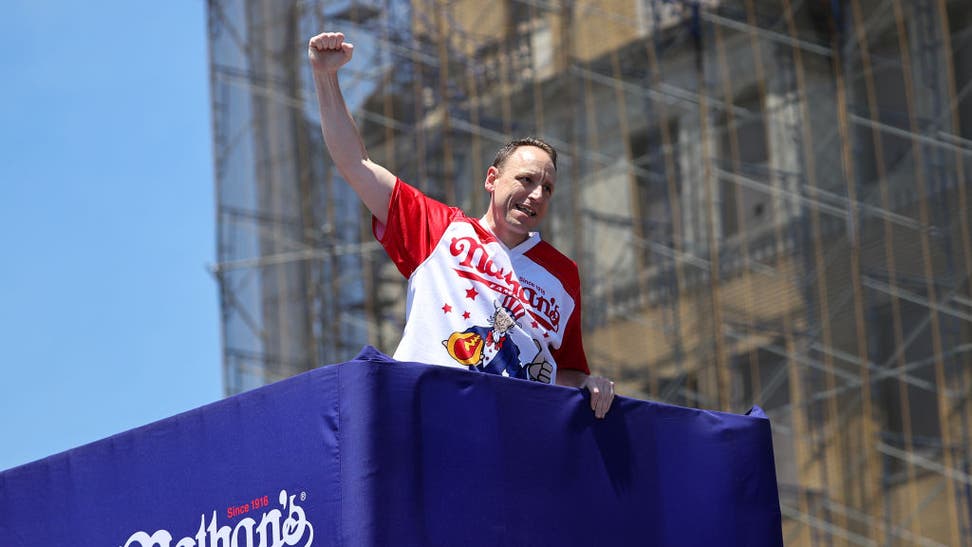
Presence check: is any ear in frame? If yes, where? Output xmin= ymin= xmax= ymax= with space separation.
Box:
xmin=484 ymin=166 xmax=499 ymax=192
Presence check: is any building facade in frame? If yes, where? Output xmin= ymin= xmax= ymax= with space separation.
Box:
xmin=209 ymin=1 xmax=972 ymax=544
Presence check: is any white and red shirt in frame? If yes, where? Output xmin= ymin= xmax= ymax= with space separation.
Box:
xmin=374 ymin=179 xmax=590 ymax=383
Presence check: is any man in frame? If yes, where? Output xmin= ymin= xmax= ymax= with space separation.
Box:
xmin=308 ymin=31 xmax=614 ymax=418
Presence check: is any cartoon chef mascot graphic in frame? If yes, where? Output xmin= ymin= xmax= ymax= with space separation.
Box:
xmin=443 ymin=298 xmax=554 ymax=383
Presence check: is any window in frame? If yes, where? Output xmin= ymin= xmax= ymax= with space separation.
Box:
xmin=629 ymin=119 xmax=680 ymax=268
xmin=948 ymin=4 xmax=972 ymax=141
xmin=872 ymin=299 xmax=942 ymax=472
xmin=852 ymin=31 xmax=912 ymax=186
xmin=508 ymin=1 xmax=554 ymax=80
xmin=732 ymin=346 xmax=790 ymax=412
xmin=718 ymin=91 xmax=770 ymax=238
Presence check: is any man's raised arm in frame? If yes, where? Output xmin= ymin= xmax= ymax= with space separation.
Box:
xmin=308 ymin=31 xmax=396 ymax=225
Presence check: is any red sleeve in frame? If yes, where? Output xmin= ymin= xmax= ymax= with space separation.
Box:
xmin=524 ymin=248 xmax=589 ymax=375
xmin=372 ymin=178 xmax=461 ymax=278
xmin=551 ymin=273 xmax=591 ymax=375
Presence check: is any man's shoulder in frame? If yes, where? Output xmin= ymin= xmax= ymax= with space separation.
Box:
xmin=394 ymin=178 xmax=469 ymax=222
xmin=525 ymin=239 xmax=580 ymax=281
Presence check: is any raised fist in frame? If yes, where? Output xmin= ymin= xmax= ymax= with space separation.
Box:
xmin=308 ymin=32 xmax=354 ymax=73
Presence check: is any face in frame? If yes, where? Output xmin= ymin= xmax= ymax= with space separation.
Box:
xmin=484 ymin=145 xmax=556 ymax=247
xmin=492 ymin=306 xmax=515 ymax=334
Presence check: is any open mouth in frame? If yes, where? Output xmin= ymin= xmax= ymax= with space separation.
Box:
xmin=514 ymin=204 xmax=537 ymax=217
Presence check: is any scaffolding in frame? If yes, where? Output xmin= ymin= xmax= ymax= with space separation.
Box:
xmin=207 ymin=0 xmax=972 ymax=544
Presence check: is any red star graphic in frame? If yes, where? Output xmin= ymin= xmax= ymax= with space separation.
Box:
xmin=543 ymin=332 xmax=549 ymax=338
xmin=462 ymin=311 xmax=471 ymax=320
xmin=531 ymin=321 xmax=539 ymax=329
xmin=442 ymin=303 xmax=452 ymax=313
xmin=465 ymin=287 xmax=479 ymax=300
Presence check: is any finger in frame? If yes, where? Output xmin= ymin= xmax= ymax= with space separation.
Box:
xmin=592 ymin=390 xmax=605 ymax=419
xmin=588 ymin=385 xmax=600 ymax=412
xmin=594 ymin=393 xmax=610 ymax=419
xmin=596 ymin=390 xmax=613 ymax=418
xmin=604 ymin=384 xmax=616 ymax=417
xmin=593 ymin=380 xmax=614 ymax=418
xmin=329 ymin=32 xmax=345 ymax=49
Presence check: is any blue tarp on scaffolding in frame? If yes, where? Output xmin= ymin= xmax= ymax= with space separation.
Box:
xmin=0 ymin=346 xmax=783 ymax=546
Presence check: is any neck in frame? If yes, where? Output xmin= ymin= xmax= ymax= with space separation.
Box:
xmin=481 ymin=213 xmax=528 ymax=248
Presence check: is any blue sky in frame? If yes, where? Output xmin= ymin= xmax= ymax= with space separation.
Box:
xmin=0 ymin=1 xmax=221 ymax=471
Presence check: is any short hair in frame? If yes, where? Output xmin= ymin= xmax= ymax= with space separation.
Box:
xmin=491 ymin=137 xmax=558 ymax=171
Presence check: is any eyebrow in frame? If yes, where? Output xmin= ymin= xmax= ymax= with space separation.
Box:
xmin=520 ymin=168 xmax=554 ymax=180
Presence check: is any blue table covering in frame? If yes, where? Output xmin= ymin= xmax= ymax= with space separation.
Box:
xmin=0 ymin=347 xmax=783 ymax=546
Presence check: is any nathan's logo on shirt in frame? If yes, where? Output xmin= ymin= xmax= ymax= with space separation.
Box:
xmin=120 ymin=489 xmax=314 ymax=547
xmin=449 ymin=236 xmax=562 ymax=332
xmin=443 ymin=303 xmax=554 ymax=384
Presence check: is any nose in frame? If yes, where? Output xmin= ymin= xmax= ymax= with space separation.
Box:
xmin=528 ymin=182 xmax=545 ymax=201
